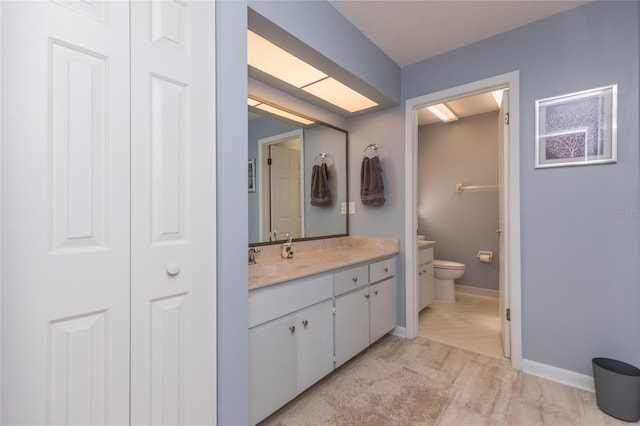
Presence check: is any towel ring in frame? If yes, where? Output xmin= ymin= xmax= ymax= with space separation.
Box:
xmin=314 ymin=152 xmax=327 ymax=165
xmin=363 ymin=143 xmax=379 ymax=157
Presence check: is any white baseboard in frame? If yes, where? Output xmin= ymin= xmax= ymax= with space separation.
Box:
xmin=455 ymin=284 xmax=499 ymax=299
xmin=522 ymin=359 xmax=595 ymax=392
xmin=391 ymin=326 xmax=407 ymax=338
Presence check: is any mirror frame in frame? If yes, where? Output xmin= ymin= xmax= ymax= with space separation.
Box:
xmin=248 ymin=96 xmax=349 ymax=247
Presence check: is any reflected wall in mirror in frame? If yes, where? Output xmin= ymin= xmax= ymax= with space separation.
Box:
xmin=248 ymin=99 xmax=348 ymax=245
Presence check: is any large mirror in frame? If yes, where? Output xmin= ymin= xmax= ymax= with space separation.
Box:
xmin=248 ymin=98 xmax=348 ymax=245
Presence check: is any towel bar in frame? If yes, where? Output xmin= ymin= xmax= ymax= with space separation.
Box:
xmin=455 ymin=182 xmax=499 ymax=193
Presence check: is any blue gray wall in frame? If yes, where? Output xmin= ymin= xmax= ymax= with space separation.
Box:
xmin=216 ymin=1 xmax=249 ymax=424
xmin=402 ymin=1 xmax=640 ymax=375
xmin=418 ymin=112 xmax=500 ymax=291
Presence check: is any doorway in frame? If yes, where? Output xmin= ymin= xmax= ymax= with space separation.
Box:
xmin=404 ymin=71 xmax=523 ymax=370
xmin=417 ymin=91 xmax=504 ymax=358
xmin=258 ymin=129 xmax=305 ymax=241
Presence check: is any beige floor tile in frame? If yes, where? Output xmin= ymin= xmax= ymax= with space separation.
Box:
xmin=419 ymin=293 xmax=505 ymax=359
xmin=505 ymin=398 xmax=580 ymax=426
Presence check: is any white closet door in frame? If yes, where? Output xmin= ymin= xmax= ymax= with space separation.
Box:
xmin=1 ymin=1 xmax=130 ymax=424
xmin=130 ymin=1 xmax=217 ymax=425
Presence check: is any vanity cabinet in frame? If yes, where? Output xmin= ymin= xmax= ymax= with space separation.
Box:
xmin=249 ymin=275 xmax=333 ymax=425
xmin=249 ymin=254 xmax=398 ymax=423
xmin=335 ymin=257 xmax=397 ymax=367
xmin=418 ymin=247 xmax=435 ymax=311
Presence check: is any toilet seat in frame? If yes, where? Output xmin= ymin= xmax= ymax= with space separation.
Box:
xmin=433 ymin=259 xmax=465 ymax=270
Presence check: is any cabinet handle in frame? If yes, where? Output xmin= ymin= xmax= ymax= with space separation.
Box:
xmin=289 ymin=325 xmax=296 ymax=334
xmin=383 ymin=267 xmax=389 ymax=273
xmin=374 ymin=290 xmax=378 ymax=295
xmin=352 ymin=277 xmax=358 ymax=283
xmin=423 ymin=269 xmax=427 ymax=273
xmin=365 ymin=294 xmax=370 ymax=299
xmin=418 ymin=272 xmax=422 ymax=275
xmin=302 ymin=320 xmax=309 ymax=327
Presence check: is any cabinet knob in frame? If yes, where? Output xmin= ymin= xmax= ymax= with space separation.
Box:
xmin=302 ymin=320 xmax=309 ymax=327
xmin=352 ymin=277 xmax=358 ymax=283
xmin=423 ymin=269 xmax=427 ymax=273
xmin=364 ymin=294 xmax=370 ymax=299
xmin=418 ymin=272 xmax=422 ymax=275
xmin=374 ymin=290 xmax=378 ymax=295
xmin=383 ymin=267 xmax=389 ymax=273
xmin=289 ymin=325 xmax=296 ymax=334
xmin=166 ymin=262 xmax=180 ymax=276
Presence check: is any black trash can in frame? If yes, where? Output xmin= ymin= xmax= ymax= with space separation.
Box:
xmin=592 ymin=357 xmax=640 ymax=422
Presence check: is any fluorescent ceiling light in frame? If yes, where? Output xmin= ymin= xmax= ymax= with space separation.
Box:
xmin=491 ymin=90 xmax=504 ymax=108
xmin=427 ymin=103 xmax=458 ymax=122
xmin=250 ymin=100 xmax=315 ymax=126
xmin=302 ymin=77 xmax=378 ymax=113
xmin=248 ymin=30 xmax=378 ymax=113
xmin=247 ymin=30 xmax=327 ymax=88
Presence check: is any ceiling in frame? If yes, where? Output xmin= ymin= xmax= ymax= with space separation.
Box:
xmin=327 ymin=1 xmax=589 ymax=124
xmin=328 ymin=1 xmax=590 ymax=67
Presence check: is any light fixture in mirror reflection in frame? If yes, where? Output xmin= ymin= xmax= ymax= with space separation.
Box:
xmin=248 ymin=98 xmax=348 ymax=245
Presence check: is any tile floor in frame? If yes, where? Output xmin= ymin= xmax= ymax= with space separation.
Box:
xmin=261 ymin=293 xmax=635 ymax=425
xmin=419 ymin=292 xmax=504 ymax=359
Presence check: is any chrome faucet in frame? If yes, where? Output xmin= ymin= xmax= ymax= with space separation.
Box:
xmin=248 ymin=247 xmax=260 ymax=264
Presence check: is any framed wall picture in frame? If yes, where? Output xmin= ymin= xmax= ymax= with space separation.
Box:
xmin=248 ymin=159 xmax=256 ymax=193
xmin=535 ymin=85 xmax=617 ymax=168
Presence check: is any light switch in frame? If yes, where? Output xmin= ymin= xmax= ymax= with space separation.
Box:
xmin=349 ymin=202 xmax=355 ymax=214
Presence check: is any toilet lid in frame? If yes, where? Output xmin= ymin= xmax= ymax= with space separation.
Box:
xmin=433 ymin=259 xmax=466 ymax=270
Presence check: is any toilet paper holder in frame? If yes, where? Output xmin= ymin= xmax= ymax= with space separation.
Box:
xmin=477 ymin=251 xmax=494 ymax=263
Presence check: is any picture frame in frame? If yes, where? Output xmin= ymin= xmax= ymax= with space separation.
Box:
xmin=248 ymin=159 xmax=256 ymax=193
xmin=535 ymin=85 xmax=617 ymax=168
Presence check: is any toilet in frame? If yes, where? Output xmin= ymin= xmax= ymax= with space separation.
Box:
xmin=433 ymin=259 xmax=466 ymax=303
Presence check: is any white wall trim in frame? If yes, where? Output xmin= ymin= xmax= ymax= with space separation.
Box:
xmin=523 ymin=359 xmax=595 ymax=393
xmin=404 ymin=71 xmax=522 ymax=370
xmin=455 ymin=285 xmax=499 ymax=299
xmin=391 ymin=326 xmax=407 ymax=338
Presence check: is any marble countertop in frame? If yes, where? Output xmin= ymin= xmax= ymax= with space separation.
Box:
xmin=249 ymin=237 xmax=399 ymax=290
xmin=418 ymin=240 xmax=436 ymax=249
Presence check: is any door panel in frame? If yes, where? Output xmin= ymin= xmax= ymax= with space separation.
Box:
xmin=270 ymin=144 xmax=302 ymax=238
xmin=130 ymin=1 xmax=217 ymax=424
xmin=1 ymin=1 xmax=130 ymax=424
xmin=499 ymin=92 xmax=511 ymax=358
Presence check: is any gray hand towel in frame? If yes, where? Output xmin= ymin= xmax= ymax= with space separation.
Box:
xmin=311 ymin=163 xmax=331 ymax=206
xmin=360 ymin=156 xmax=385 ymax=206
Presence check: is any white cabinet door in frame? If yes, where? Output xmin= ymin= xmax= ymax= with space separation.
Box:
xmin=335 ymin=287 xmax=370 ymax=367
xmin=370 ymin=277 xmax=396 ymax=343
xmin=297 ymin=301 xmax=334 ymax=392
xmin=422 ymin=262 xmax=435 ymax=308
xmin=2 ymin=2 xmax=130 ymax=424
xmin=130 ymin=2 xmax=217 ymax=424
xmin=249 ymin=315 xmax=298 ymax=425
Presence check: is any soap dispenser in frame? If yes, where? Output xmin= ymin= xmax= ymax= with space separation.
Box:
xmin=281 ymin=232 xmax=294 ymax=259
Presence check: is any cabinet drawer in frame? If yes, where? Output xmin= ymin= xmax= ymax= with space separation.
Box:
xmin=419 ymin=247 xmax=434 ymax=265
xmin=369 ymin=257 xmax=395 ymax=284
xmin=249 ymin=274 xmax=332 ymax=328
xmin=334 ymin=264 xmax=368 ymax=296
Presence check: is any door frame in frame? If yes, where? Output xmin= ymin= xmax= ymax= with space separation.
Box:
xmin=403 ymin=71 xmax=522 ymax=370
xmin=258 ymin=129 xmax=305 ymax=241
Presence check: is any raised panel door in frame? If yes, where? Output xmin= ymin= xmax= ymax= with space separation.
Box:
xmin=130 ymin=1 xmax=217 ymax=424
xmin=1 ymin=2 xmax=130 ymax=423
